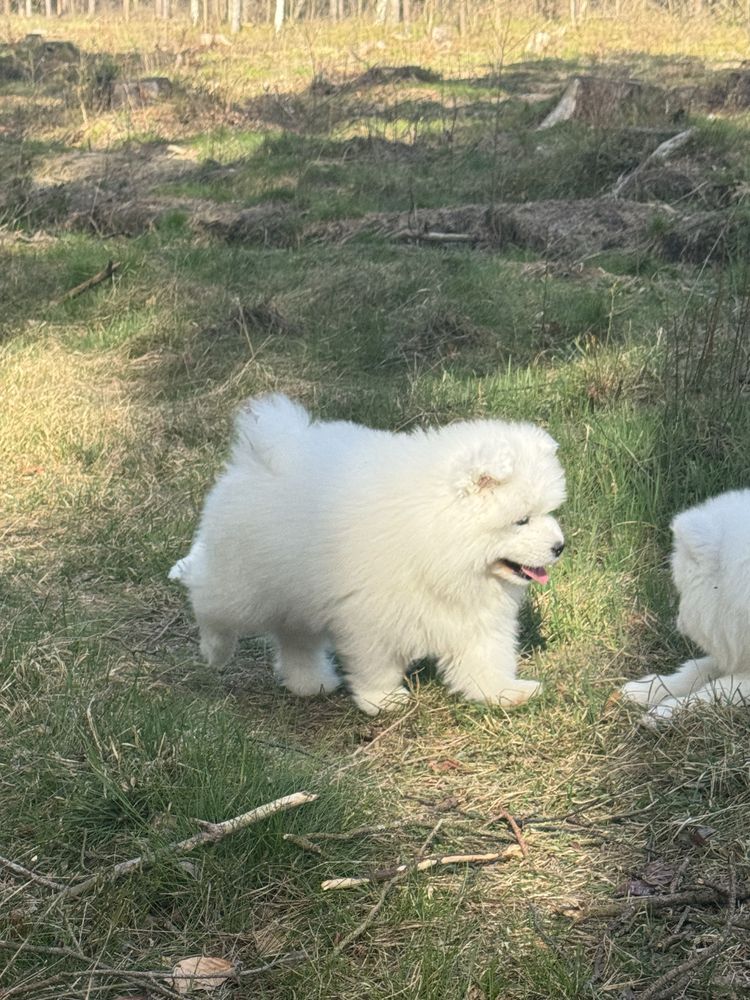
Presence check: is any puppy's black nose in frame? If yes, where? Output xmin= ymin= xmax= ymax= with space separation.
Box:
xmin=552 ymin=541 xmax=565 ymax=558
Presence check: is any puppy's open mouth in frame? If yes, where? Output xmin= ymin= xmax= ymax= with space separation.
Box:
xmin=493 ymin=559 xmax=550 ymax=585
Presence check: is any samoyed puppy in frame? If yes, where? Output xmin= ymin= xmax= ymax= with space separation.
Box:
xmin=170 ymin=395 xmax=566 ymax=715
xmin=620 ymin=489 xmax=750 ymax=722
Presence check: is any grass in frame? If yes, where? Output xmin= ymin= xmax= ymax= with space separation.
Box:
xmin=2 ymin=6 xmax=750 ymax=999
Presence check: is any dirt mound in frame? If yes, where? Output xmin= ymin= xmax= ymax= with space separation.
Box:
xmin=311 ymin=199 xmax=744 ymax=264
xmin=0 ymin=34 xmax=80 ymax=83
xmin=22 ymin=146 xmax=745 ymax=264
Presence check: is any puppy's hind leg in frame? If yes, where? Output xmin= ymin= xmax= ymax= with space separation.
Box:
xmin=273 ymin=632 xmax=340 ymax=697
xmin=198 ymin=618 xmax=238 ymax=668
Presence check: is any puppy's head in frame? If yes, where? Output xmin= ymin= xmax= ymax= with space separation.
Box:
xmin=447 ymin=422 xmax=566 ymax=588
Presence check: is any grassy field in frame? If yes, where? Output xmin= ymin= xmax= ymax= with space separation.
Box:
xmin=2 ymin=7 xmax=750 ymax=999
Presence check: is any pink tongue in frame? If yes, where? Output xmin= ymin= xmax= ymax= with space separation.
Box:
xmin=522 ymin=565 xmax=549 ymax=585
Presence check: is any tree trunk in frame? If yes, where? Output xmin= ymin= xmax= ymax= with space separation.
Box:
xmin=229 ymin=0 xmax=241 ymax=33
xmin=190 ymin=0 xmax=200 ymax=23
xmin=88 ymin=0 xmax=95 ymax=15
xmin=375 ymin=0 xmax=392 ymax=22
xmin=273 ymin=0 xmax=284 ymax=32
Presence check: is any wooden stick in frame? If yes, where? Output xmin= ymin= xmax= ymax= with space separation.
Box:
xmin=54 ymin=260 xmax=121 ymax=305
xmin=321 ymin=845 xmax=522 ymax=891
xmin=41 ymin=791 xmax=318 ymax=908
xmin=496 ymin=808 xmax=529 ymax=858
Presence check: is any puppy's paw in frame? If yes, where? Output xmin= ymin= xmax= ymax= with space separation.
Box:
xmin=351 ymin=686 xmax=411 ymax=716
xmin=645 ymin=698 xmax=680 ymax=725
xmin=492 ymin=678 xmax=542 ymax=708
xmin=620 ymin=675 xmax=667 ymax=708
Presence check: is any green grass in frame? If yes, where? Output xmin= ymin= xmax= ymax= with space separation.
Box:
xmin=3 ymin=10 xmax=750 ymax=1000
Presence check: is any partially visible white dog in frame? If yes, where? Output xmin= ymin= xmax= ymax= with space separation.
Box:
xmin=620 ymin=489 xmax=750 ymax=722
xmin=170 ymin=394 xmax=566 ymax=715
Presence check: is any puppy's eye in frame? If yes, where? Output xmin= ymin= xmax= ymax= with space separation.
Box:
xmin=515 ymin=515 xmax=530 ymax=526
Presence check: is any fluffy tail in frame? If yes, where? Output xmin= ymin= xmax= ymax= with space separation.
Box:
xmin=231 ymin=393 xmax=311 ymax=473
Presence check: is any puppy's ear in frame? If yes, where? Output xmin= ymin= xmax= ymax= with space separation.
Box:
xmin=671 ymin=506 xmax=715 ymax=563
xmin=453 ymin=445 xmax=514 ymax=497
xmin=536 ymin=429 xmax=560 ymax=455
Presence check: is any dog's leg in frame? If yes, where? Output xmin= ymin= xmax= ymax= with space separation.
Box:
xmin=647 ymin=673 xmax=750 ymax=722
xmin=337 ymin=643 xmax=409 ymax=716
xmin=273 ymin=632 xmax=340 ymax=697
xmin=620 ymin=656 xmax=719 ymax=707
xmin=198 ymin=619 xmax=238 ymax=667
xmin=440 ymin=645 xmax=541 ymax=708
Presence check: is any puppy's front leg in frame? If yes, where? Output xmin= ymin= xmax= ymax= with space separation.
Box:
xmin=647 ymin=673 xmax=750 ymax=722
xmin=338 ymin=641 xmax=409 ymax=716
xmin=620 ymin=656 xmax=719 ymax=708
xmin=440 ymin=642 xmax=541 ymax=708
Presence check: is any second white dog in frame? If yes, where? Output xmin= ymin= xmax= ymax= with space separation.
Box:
xmin=621 ymin=489 xmax=750 ymax=722
xmin=170 ymin=395 xmax=566 ymax=714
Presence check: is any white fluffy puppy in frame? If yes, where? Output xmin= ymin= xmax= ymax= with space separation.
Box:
xmin=170 ymin=394 xmax=566 ymax=715
xmin=621 ymin=489 xmax=750 ymax=722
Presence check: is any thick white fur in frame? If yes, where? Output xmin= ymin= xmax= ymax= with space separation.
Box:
xmin=170 ymin=394 xmax=566 ymax=715
xmin=621 ymin=489 xmax=750 ymax=723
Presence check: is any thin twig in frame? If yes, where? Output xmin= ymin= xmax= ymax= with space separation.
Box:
xmin=417 ymin=819 xmax=444 ymax=857
xmin=0 ymin=857 xmax=68 ymax=892
xmin=53 ymin=260 xmax=120 ymax=305
xmin=341 ymin=702 xmax=419 ymax=767
xmin=282 ymin=833 xmax=323 ymax=854
xmin=494 ymin=808 xmax=529 ymax=858
xmin=331 ymin=873 xmax=403 ymax=955
xmin=321 ymin=846 xmax=522 ymax=891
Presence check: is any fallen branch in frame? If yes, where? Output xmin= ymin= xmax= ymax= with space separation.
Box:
xmin=54 ymin=260 xmax=121 ymax=305
xmin=392 ymin=230 xmax=474 ymax=244
xmin=637 ymin=863 xmax=737 ymax=1000
xmin=564 ymin=882 xmax=750 ymax=922
xmin=611 ymin=128 xmax=695 ymax=198
xmin=23 ymin=791 xmax=317 ymax=910
xmin=321 ymin=845 xmax=522 ymax=891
